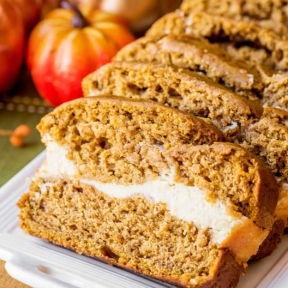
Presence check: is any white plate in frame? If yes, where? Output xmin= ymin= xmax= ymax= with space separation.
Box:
xmin=0 ymin=151 xmax=288 ymax=288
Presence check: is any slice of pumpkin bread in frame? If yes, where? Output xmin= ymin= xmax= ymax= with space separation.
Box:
xmin=114 ymin=35 xmax=263 ymax=102
xmin=18 ymin=96 xmax=278 ymax=288
xmin=114 ymin=34 xmax=288 ymax=110
xmin=180 ymin=0 xmax=288 ymax=35
xmin=82 ymin=62 xmax=262 ymax=141
xmin=146 ymin=11 xmax=288 ymax=70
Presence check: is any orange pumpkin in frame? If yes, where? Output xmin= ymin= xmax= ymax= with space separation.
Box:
xmin=0 ymin=0 xmax=25 ymax=94
xmin=27 ymin=2 xmax=135 ymax=106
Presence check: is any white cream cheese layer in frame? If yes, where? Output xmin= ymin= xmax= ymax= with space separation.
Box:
xmin=39 ymin=134 xmax=78 ymax=177
xmin=39 ymin=137 xmax=247 ymax=245
xmin=81 ymin=177 xmax=245 ymax=244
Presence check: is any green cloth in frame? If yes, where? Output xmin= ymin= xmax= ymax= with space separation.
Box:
xmin=0 ymin=72 xmax=51 ymax=186
xmin=0 ymin=111 xmax=45 ymax=186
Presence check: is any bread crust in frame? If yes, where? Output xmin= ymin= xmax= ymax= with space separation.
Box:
xmin=250 ymin=219 xmax=285 ymax=260
xmin=114 ymin=34 xmax=288 ymax=111
xmin=114 ymin=35 xmax=264 ymax=102
xmin=146 ymin=11 xmax=288 ymax=70
xmin=180 ymin=0 xmax=288 ymax=35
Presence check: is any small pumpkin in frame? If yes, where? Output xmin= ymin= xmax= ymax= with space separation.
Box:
xmin=27 ymin=1 xmax=135 ymax=106
xmin=0 ymin=0 xmax=25 ymax=94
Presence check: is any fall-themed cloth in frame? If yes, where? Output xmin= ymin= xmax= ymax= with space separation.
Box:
xmin=0 ymin=72 xmax=49 ymax=186
xmin=0 ymin=260 xmax=30 ymax=288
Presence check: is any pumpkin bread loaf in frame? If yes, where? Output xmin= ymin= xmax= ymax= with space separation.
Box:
xmin=82 ymin=63 xmax=288 ymax=229
xmin=146 ymin=11 xmax=288 ymax=70
xmin=180 ymin=0 xmax=288 ymax=35
xmin=18 ymin=96 xmax=278 ymax=288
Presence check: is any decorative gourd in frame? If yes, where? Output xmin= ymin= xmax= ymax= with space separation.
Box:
xmin=27 ymin=2 xmax=135 ymax=106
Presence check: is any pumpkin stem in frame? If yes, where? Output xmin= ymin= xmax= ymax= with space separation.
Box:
xmin=60 ymin=1 xmax=89 ymax=28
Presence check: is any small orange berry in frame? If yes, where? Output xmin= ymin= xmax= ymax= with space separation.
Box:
xmin=10 ymin=135 xmax=24 ymax=147
xmin=13 ymin=125 xmax=31 ymax=138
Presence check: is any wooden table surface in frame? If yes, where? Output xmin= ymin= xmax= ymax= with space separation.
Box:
xmin=0 ymin=260 xmax=30 ymax=288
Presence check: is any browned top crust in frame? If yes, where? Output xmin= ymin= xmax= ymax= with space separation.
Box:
xmin=114 ymin=34 xmax=264 ymax=101
xmin=250 ymin=219 xmax=285 ymax=260
xmin=38 ymin=95 xmax=224 ymax=146
xmin=82 ymin=62 xmax=262 ymax=140
xmin=263 ymin=106 xmax=288 ymax=120
xmin=82 ymin=62 xmax=288 ymax=186
xmin=180 ymin=0 xmax=288 ymax=35
xmin=146 ymin=11 xmax=288 ymax=70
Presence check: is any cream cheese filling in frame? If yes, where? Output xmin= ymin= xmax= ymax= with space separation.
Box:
xmin=37 ymin=136 xmax=271 ymax=262
xmin=39 ymin=135 xmax=77 ymax=177
xmin=38 ymin=136 xmax=249 ymax=246
xmin=81 ymin=177 xmax=245 ymax=244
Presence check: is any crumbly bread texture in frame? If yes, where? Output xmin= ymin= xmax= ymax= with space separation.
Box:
xmin=114 ymin=35 xmax=263 ymax=102
xmin=18 ymin=96 xmax=279 ymax=286
xmin=180 ymin=0 xmax=288 ymax=35
xmin=38 ymin=97 xmax=274 ymax=222
xmin=220 ymin=44 xmax=276 ymax=68
xmin=240 ymin=107 xmax=288 ymax=227
xmin=261 ymin=70 xmax=288 ymax=110
xmin=82 ymin=62 xmax=262 ymax=140
xmin=146 ymin=11 xmax=288 ymax=70
xmin=241 ymin=107 xmax=288 ymax=183
xmin=38 ymin=96 xmax=224 ymax=184
xmin=168 ymin=143 xmax=278 ymax=230
xmin=83 ymin=64 xmax=288 ymax=229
